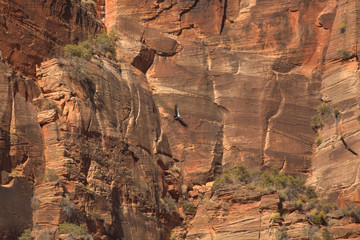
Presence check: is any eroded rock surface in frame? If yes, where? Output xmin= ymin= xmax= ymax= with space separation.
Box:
xmin=0 ymin=0 xmax=102 ymax=75
xmin=1 ymin=0 xmax=360 ymax=239
xmin=105 ymin=0 xmax=325 ymax=183
xmin=30 ymin=57 xmax=180 ymax=239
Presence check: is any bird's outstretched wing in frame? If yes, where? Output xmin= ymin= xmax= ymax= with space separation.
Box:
xmin=348 ymin=148 xmax=358 ymax=156
xmin=340 ymin=137 xmax=349 ymax=149
xmin=174 ymin=104 xmax=187 ymax=127
xmin=340 ymin=137 xmax=358 ymax=156
xmin=178 ymin=118 xmax=188 ymax=127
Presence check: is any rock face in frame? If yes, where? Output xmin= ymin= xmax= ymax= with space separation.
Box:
xmin=0 ymin=58 xmax=43 ymax=239
xmin=1 ymin=0 xmax=360 ymax=239
xmin=105 ymin=1 xmax=338 ymax=184
xmin=104 ymin=0 xmax=357 ymax=198
xmin=31 ymin=57 xmax=175 ymax=239
xmin=106 ymin=0 xmax=324 ymax=186
xmin=0 ymin=0 xmax=102 ymax=75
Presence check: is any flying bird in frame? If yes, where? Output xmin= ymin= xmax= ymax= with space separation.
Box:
xmin=174 ymin=104 xmax=187 ymax=127
xmin=340 ymin=136 xmax=358 ymax=156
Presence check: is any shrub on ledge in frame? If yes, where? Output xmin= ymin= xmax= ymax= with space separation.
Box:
xmin=64 ymin=31 xmax=117 ymax=61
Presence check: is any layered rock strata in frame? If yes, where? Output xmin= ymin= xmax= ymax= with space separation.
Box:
xmin=1 ymin=0 xmax=360 ymax=239
xmin=0 ymin=0 xmax=102 ymax=75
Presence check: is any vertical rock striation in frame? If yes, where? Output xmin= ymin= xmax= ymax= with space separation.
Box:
xmin=1 ymin=0 xmax=360 ymax=239
xmin=0 ymin=0 xmax=102 ymax=75
xmin=104 ymin=0 xmax=325 ymax=184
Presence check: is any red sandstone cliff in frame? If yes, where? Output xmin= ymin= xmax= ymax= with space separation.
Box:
xmin=0 ymin=0 xmax=360 ymax=239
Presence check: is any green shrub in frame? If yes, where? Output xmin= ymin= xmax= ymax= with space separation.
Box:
xmin=212 ymin=171 xmax=234 ymax=190
xmin=317 ymin=202 xmax=336 ymax=214
xmin=64 ymin=31 xmax=117 ymax=61
xmin=311 ymin=104 xmax=339 ymax=130
xmin=310 ymin=115 xmax=323 ymax=130
xmin=283 ymin=177 xmax=305 ymax=201
xmin=315 ymin=136 xmax=322 ymax=146
xmin=333 ymin=108 xmax=340 ymax=118
xmin=228 ymin=17 xmax=234 ymax=23
xmin=308 ymin=210 xmax=326 ymax=225
xmin=305 ymin=186 xmax=317 ymax=200
xmin=317 ymin=104 xmax=332 ymax=117
xmin=272 ymin=212 xmax=281 ymax=221
xmin=159 ymin=197 xmax=178 ymax=215
xmin=295 ymin=199 xmax=304 ymax=210
xmin=92 ymin=31 xmax=117 ymax=59
xmin=232 ymin=164 xmax=251 ymax=183
xmin=339 ymin=23 xmax=346 ymax=34
xmin=272 ymin=172 xmax=290 ymax=190
xmin=341 ymin=203 xmax=360 ymax=223
xmin=259 ymin=170 xmax=275 ymax=188
xmin=59 ymin=222 xmax=90 ymax=239
xmin=338 ymin=49 xmax=352 ymax=60
xmin=183 ymin=202 xmax=195 ymax=214
xmin=64 ymin=41 xmax=93 ymax=60
xmin=213 ymin=164 xmax=309 ymax=201
xmin=19 ymin=228 xmax=32 ymax=240
xmin=9 ymin=169 xmax=17 ymax=177
xmin=262 ymin=174 xmax=306 ymax=201
xmin=304 ymin=199 xmax=334 ymax=213
xmin=212 ymin=164 xmax=254 ymax=190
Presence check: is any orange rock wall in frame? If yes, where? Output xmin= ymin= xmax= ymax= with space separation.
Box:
xmin=0 ymin=0 xmax=102 ymax=75
xmin=1 ymin=0 xmax=360 ymax=239
xmin=104 ymin=0 xmax=327 ymax=182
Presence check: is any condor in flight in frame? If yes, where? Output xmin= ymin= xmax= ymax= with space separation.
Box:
xmin=174 ymin=104 xmax=187 ymax=127
xmin=340 ymin=136 xmax=358 ymax=156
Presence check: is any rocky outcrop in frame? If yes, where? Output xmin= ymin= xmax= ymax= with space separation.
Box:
xmin=307 ymin=0 xmax=360 ymax=204
xmin=1 ymin=0 xmax=360 ymax=239
xmin=101 ymin=0 xmax=360 ymax=204
xmin=0 ymin=0 xmax=102 ymax=75
xmin=178 ymin=180 xmax=360 ymax=240
xmin=0 ymin=57 xmax=43 ymax=239
xmin=105 ymin=0 xmax=324 ymax=182
xmin=31 ymin=57 xmax=181 ymax=239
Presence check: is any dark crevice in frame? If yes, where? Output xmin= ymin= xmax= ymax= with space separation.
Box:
xmin=142 ymin=2 xmax=177 ymax=22
xmin=0 ymin=127 xmax=11 ymax=174
xmin=80 ymin=153 xmax=92 ymax=177
xmin=220 ymin=0 xmax=228 ymax=34
xmin=131 ymin=45 xmax=156 ymax=74
xmin=61 ymin=0 xmax=72 ymax=22
xmin=169 ymin=24 xmax=194 ymax=36
xmin=179 ymin=0 xmax=200 ymax=19
xmin=207 ymin=125 xmax=224 ymax=182
xmin=110 ymin=187 xmax=126 ymax=240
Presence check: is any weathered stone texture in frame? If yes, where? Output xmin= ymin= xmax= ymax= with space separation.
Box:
xmin=1 ymin=0 xmax=360 ymax=239
xmin=0 ymin=0 xmax=102 ymax=75
xmin=29 ymin=58 xmax=175 ymax=239
xmin=107 ymin=0 xmax=325 ymax=185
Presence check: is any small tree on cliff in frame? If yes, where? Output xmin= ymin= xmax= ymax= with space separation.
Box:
xmin=64 ymin=40 xmax=93 ymax=60
xmin=64 ymin=31 xmax=117 ymax=60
